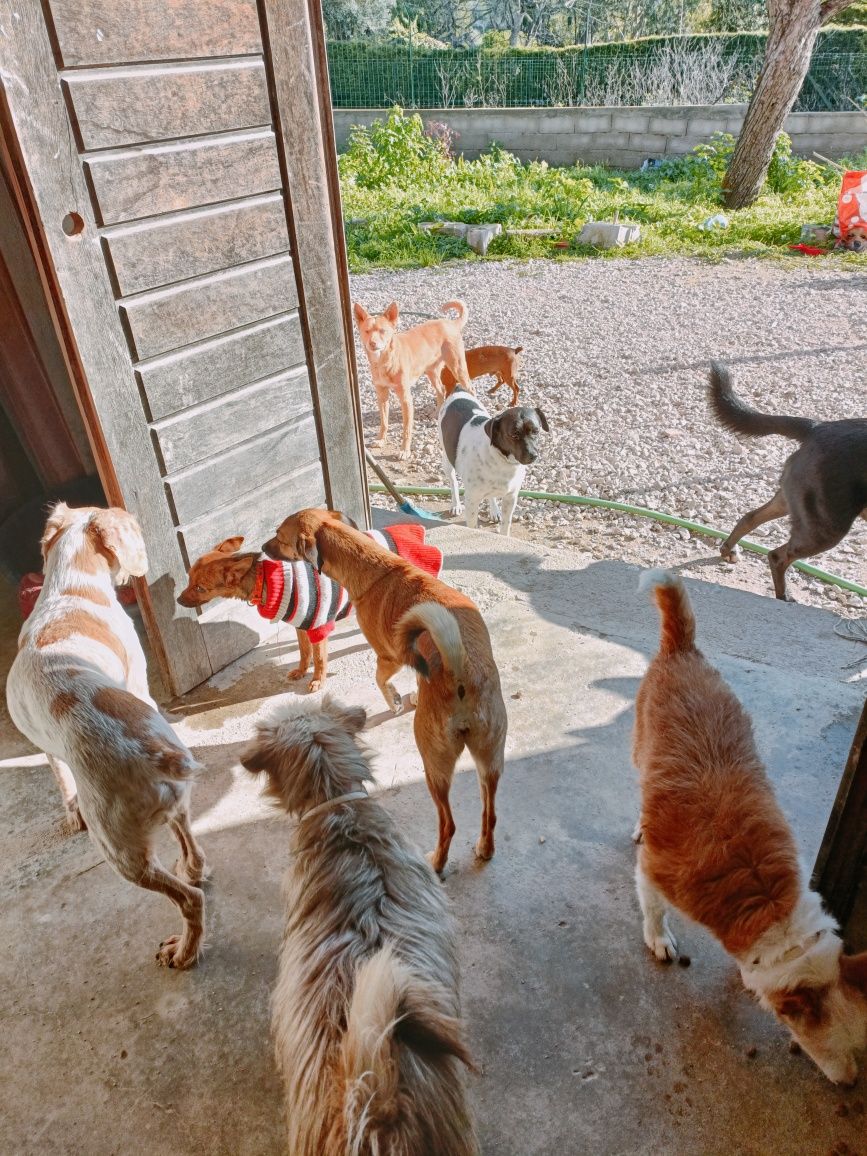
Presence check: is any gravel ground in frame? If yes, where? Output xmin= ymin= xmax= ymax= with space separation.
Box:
xmin=350 ymin=257 xmax=867 ymax=618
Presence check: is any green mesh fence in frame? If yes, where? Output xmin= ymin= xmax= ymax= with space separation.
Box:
xmin=326 ymin=34 xmax=867 ymax=112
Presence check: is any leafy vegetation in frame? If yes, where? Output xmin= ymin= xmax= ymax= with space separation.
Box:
xmin=340 ymin=108 xmax=867 ymax=271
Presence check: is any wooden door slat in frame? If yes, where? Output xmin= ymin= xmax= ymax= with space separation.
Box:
xmin=103 ymin=193 xmax=289 ymax=296
xmin=84 ymin=129 xmax=281 ymax=225
xmin=64 ymin=59 xmax=270 ymax=150
xmin=121 ymin=253 xmax=297 ymax=361
xmin=165 ymin=415 xmax=319 ymax=525
xmin=136 ymin=312 xmax=305 ymax=421
xmin=152 ymin=365 xmax=313 ymax=474
xmin=48 ymin=0 xmax=262 ymax=68
xmin=178 ymin=462 xmax=326 ymax=563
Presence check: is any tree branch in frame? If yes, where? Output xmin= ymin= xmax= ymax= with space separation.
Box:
xmin=820 ymin=0 xmax=855 ymax=24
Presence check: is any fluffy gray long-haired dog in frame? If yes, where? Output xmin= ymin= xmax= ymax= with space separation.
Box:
xmin=240 ymin=696 xmax=478 ymax=1156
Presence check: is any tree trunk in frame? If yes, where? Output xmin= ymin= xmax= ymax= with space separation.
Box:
xmin=723 ymin=0 xmax=854 ymax=209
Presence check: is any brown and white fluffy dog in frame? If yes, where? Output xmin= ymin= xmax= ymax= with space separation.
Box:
xmin=240 ymin=696 xmax=477 ymax=1156
xmin=633 ymin=570 xmax=867 ymax=1084
xmin=5 ymin=504 xmax=207 ymax=969
xmin=441 ymin=344 xmax=524 ymax=408
xmin=262 ymin=509 xmax=507 ymax=873
xmin=353 ymin=299 xmax=473 ymax=460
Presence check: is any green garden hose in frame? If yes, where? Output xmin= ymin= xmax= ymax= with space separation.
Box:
xmin=369 ymin=483 xmax=867 ymax=600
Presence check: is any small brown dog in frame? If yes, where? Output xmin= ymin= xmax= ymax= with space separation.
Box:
xmin=262 ymin=509 xmax=507 ymax=873
xmin=441 ymin=344 xmax=523 ymax=407
xmin=240 ymin=696 xmax=477 ymax=1156
xmin=353 ymin=299 xmax=473 ymax=460
xmin=633 ymin=570 xmax=867 ymax=1084
xmin=843 ymin=224 xmax=867 ymax=252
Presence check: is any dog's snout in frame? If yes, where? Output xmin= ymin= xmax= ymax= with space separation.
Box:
xmin=177 ymin=591 xmax=194 ymax=608
xmin=262 ymin=538 xmax=280 ymax=559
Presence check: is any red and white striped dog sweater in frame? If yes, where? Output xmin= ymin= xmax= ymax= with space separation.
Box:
xmin=250 ymin=524 xmax=442 ymax=643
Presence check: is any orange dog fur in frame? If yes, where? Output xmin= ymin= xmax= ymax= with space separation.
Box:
xmin=353 ymin=299 xmax=473 ymax=460
xmin=177 ymin=537 xmax=327 ymax=691
xmin=633 ymin=570 xmax=867 ymax=1085
xmin=262 ymin=509 xmax=507 ymax=873
xmin=441 ymin=345 xmax=523 ymax=408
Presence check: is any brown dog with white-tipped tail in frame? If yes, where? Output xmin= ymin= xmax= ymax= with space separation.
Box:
xmin=262 ymin=508 xmax=506 ymax=873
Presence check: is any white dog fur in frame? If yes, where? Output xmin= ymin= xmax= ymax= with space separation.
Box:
xmin=5 ymin=503 xmax=207 ymax=969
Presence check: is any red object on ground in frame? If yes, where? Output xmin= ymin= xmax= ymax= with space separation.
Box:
xmin=837 ymin=170 xmax=867 ymax=242
xmin=17 ymin=571 xmax=137 ymax=619
xmin=788 ymin=244 xmax=826 ymax=256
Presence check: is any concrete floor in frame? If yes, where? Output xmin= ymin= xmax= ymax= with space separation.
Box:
xmin=1 ymin=526 xmax=866 ymax=1156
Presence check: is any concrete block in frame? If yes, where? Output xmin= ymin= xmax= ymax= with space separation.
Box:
xmin=612 ymin=111 xmax=650 ymax=133
xmin=649 ymin=116 xmax=688 ymax=136
xmin=683 ymin=116 xmax=731 ymax=137
xmin=630 ymin=133 xmax=670 ymax=153
xmin=573 ymin=110 xmax=612 ymax=132
xmin=539 ymin=114 xmax=573 ymax=134
xmin=792 ymin=111 xmax=863 ymax=134
xmin=666 ymin=136 xmax=702 ymax=154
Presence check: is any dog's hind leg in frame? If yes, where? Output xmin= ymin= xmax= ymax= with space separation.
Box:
xmin=47 ymin=754 xmax=87 ymax=832
xmin=768 ymin=522 xmax=850 ymax=601
xmin=719 ymin=490 xmax=787 ymax=562
xmin=108 ymin=842 xmax=204 ymax=968
xmin=636 ymin=858 xmax=677 ymax=962
xmin=465 ymin=734 xmax=503 ymax=862
xmin=170 ymin=802 xmax=209 ymax=886
xmin=416 ymin=717 xmax=463 ymax=873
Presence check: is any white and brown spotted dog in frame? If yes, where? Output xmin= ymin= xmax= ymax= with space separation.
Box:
xmin=5 ymin=503 xmax=207 ymax=969
xmin=438 ymin=380 xmax=548 ymax=535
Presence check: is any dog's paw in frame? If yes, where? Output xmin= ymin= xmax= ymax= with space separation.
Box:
xmin=391 ymin=697 xmax=405 ymax=715
xmin=720 ymin=543 xmax=741 ymax=564
xmin=65 ymin=798 xmax=87 ymax=833
xmin=286 ymin=667 xmax=308 ymax=682
xmin=308 ymin=678 xmax=323 ymax=693
xmin=449 ymin=502 xmax=464 ymax=517
xmin=632 ymin=818 xmax=644 ymax=844
xmin=397 ymin=448 xmax=412 ymax=462
xmin=427 ymin=849 xmax=447 ymax=875
xmin=474 ymin=835 xmax=495 ymax=862
xmin=646 ymin=926 xmax=678 ymax=963
xmin=156 ymin=934 xmax=200 ymax=970
xmin=409 ymin=688 xmax=418 ymax=707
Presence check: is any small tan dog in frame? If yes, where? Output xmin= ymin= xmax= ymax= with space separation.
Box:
xmin=262 ymin=509 xmax=507 ymax=873
xmin=633 ymin=570 xmax=867 ymax=1084
xmin=5 ymin=504 xmax=207 ymax=969
xmin=441 ymin=344 xmax=524 ymax=407
xmin=240 ymin=696 xmax=477 ymax=1156
xmin=353 ymin=299 xmax=473 ymax=460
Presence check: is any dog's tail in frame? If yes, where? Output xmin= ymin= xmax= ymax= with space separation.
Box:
xmin=709 ymin=362 xmax=815 ymax=442
xmin=396 ymin=602 xmax=466 ymax=685
xmin=513 ymin=345 xmax=524 ymax=354
xmin=640 ymin=570 xmax=696 ymax=656
xmin=342 ymin=946 xmax=474 ymax=1150
xmin=441 ymin=299 xmax=468 ymax=328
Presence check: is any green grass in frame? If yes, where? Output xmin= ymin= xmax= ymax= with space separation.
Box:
xmin=339 ymin=109 xmax=867 ymax=271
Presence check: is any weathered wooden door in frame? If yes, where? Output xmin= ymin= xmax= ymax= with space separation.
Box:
xmin=0 ymin=0 xmax=366 ymax=695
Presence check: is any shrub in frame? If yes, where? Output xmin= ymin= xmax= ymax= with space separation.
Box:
xmin=340 ymin=107 xmax=449 ymax=189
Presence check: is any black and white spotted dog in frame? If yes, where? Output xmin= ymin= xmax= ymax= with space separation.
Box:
xmin=438 ymin=385 xmax=548 ymax=535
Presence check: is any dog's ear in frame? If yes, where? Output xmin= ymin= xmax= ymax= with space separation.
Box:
xmin=769 ymin=984 xmax=828 ymax=1026
xmin=88 ymin=508 xmax=149 ymax=580
xmin=40 ymin=502 xmax=75 ymax=560
xmin=331 ymin=510 xmax=359 ymax=531
xmin=536 ymin=408 xmax=549 ymax=432
xmin=298 ymin=531 xmax=322 ymax=571
xmin=321 ymin=695 xmax=367 ymax=735
xmin=485 ymin=415 xmax=501 ymax=445
xmin=384 ymin=301 xmax=399 ymax=324
xmin=353 ymin=302 xmax=368 ymax=325
xmin=214 ymin=536 xmax=244 ymax=554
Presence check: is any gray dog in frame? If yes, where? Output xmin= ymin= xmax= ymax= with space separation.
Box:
xmin=710 ymin=362 xmax=867 ymax=600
